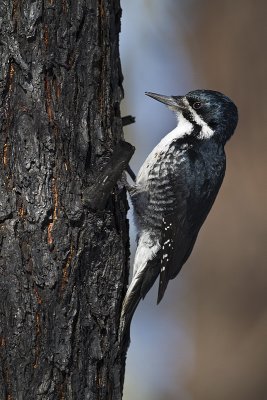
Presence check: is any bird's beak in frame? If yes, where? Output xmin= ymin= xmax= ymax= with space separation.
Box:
xmin=145 ymin=92 xmax=185 ymax=110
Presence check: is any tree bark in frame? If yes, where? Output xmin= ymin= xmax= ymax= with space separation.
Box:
xmin=0 ymin=1 xmax=130 ymax=399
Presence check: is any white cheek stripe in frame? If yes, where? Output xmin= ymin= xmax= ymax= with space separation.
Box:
xmin=183 ymin=98 xmax=214 ymax=139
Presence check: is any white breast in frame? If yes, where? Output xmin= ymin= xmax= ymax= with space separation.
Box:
xmin=136 ymin=113 xmax=193 ymax=185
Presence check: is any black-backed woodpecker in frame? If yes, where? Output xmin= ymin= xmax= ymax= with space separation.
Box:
xmin=120 ymin=89 xmax=238 ymax=340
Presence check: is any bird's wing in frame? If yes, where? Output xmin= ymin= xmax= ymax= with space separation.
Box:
xmin=154 ymin=144 xmax=210 ymax=304
xmin=157 ymin=208 xmax=198 ymax=303
xmin=156 ymin=147 xmax=224 ymax=304
xmin=156 ymin=167 xmax=196 ymax=303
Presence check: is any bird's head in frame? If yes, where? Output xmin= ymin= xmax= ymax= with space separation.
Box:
xmin=145 ymin=89 xmax=238 ymax=144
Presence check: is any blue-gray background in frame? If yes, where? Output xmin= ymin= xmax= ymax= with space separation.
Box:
xmin=120 ymin=1 xmax=267 ymax=399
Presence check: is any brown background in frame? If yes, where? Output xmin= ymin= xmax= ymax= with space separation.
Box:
xmin=122 ymin=1 xmax=267 ymax=398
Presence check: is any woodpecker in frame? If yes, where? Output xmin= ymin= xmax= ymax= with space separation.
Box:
xmin=120 ymin=89 xmax=238 ymax=341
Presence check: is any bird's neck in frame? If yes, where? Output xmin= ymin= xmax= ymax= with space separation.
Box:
xmin=176 ymin=111 xmax=214 ymax=140
xmin=156 ymin=114 xmax=193 ymax=150
xmin=174 ymin=113 xmax=194 ymax=139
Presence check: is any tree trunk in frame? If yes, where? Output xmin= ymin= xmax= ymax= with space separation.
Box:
xmin=0 ymin=1 xmax=130 ymax=399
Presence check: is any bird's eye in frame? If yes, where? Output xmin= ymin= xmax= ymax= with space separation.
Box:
xmin=193 ymin=102 xmax=202 ymax=109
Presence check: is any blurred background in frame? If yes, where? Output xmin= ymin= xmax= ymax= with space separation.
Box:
xmin=120 ymin=0 xmax=267 ymax=399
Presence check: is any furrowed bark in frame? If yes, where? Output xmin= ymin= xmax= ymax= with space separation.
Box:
xmin=0 ymin=1 xmax=130 ymax=399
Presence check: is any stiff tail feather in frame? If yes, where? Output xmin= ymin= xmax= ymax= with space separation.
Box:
xmin=119 ymin=231 xmax=160 ymax=345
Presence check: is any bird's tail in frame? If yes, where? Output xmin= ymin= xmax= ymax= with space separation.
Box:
xmin=119 ymin=276 xmax=143 ymax=347
xmin=119 ymin=231 xmax=160 ymax=345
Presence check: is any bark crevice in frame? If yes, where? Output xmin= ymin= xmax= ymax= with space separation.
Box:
xmin=0 ymin=1 xmax=129 ymax=398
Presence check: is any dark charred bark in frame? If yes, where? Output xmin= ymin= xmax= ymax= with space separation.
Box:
xmin=0 ymin=1 xmax=131 ymax=399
